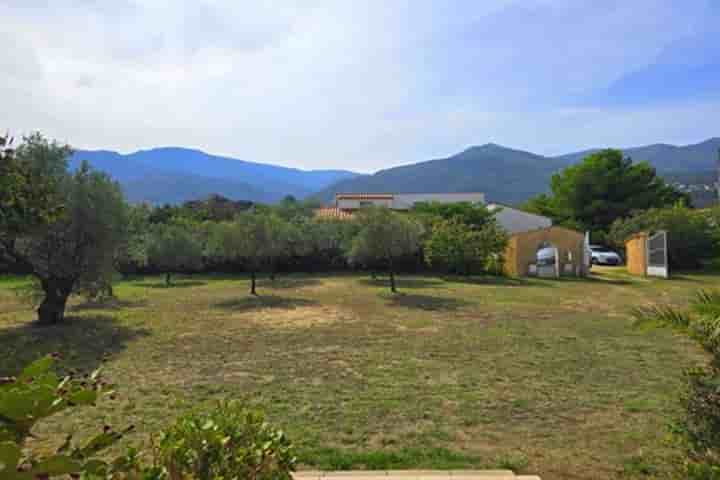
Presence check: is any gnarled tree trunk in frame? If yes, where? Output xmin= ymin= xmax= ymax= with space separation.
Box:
xmin=37 ymin=279 xmax=73 ymax=325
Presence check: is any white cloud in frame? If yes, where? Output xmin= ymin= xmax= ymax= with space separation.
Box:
xmin=0 ymin=0 xmax=716 ymax=172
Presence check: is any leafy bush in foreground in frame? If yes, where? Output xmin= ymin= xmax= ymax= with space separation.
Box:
xmin=157 ymin=402 xmax=295 ymax=480
xmin=0 ymin=355 xmax=133 ymax=479
xmin=0 ymin=357 xmax=296 ymax=480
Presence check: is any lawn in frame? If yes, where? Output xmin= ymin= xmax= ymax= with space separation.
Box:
xmin=0 ymin=268 xmax=712 ymax=479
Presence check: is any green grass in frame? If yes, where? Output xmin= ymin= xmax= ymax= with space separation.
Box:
xmin=0 ymin=267 xmax=712 ymax=479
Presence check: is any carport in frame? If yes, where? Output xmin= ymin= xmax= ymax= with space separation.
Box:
xmin=503 ymin=226 xmax=588 ymax=278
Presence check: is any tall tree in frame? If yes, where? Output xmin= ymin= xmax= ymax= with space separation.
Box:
xmin=524 ymin=149 xmax=686 ymax=235
xmin=348 ymin=207 xmax=423 ymax=293
xmin=146 ymin=224 xmax=203 ymax=285
xmin=1 ymin=134 xmax=128 ymax=324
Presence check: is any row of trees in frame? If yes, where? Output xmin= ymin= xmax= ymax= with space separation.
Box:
xmin=123 ymin=199 xmax=508 ymax=295
xmin=0 ymin=134 xmax=509 ymax=324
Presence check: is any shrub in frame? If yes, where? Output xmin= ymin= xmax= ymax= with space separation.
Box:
xmin=0 ymin=355 xmax=134 ymax=479
xmin=609 ymin=204 xmax=718 ymax=269
xmin=157 ymin=401 xmax=296 ymax=480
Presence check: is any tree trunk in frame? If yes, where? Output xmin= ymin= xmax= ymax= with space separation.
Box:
xmin=250 ymin=270 xmax=257 ymax=295
xmin=371 ymin=271 xmax=377 ymax=280
xmin=37 ymin=280 xmax=72 ymax=325
xmin=270 ymin=267 xmax=276 ymax=282
xmin=389 ymin=258 xmax=397 ymax=293
xmin=165 ymin=272 xmax=171 ymax=286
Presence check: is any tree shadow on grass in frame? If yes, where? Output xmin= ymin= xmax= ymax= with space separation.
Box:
xmin=134 ymin=280 xmax=207 ymax=289
xmin=0 ymin=314 xmax=150 ymax=377
xmin=358 ymin=277 xmax=445 ymax=289
xmin=261 ymin=277 xmax=323 ymax=290
xmin=383 ymin=293 xmax=471 ymax=311
xmin=563 ymin=274 xmax=634 ymax=286
xmin=70 ymin=298 xmax=148 ymax=312
xmin=213 ymin=295 xmax=319 ymax=313
xmin=443 ymin=275 xmax=549 ymax=287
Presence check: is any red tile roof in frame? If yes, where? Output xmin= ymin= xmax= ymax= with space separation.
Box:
xmin=335 ymin=193 xmax=394 ymax=200
xmin=315 ymin=207 xmax=355 ymax=220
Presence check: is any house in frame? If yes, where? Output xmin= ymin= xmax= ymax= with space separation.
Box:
xmin=335 ymin=192 xmax=486 ymax=210
xmin=331 ymin=193 xmax=549 ymax=234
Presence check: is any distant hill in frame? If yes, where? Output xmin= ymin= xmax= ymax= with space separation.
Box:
xmin=554 ymin=138 xmax=720 ymax=173
xmin=71 ymin=139 xmax=720 ymax=206
xmin=314 ymin=143 xmax=566 ymax=205
xmin=315 ymin=139 xmax=720 ymax=205
xmin=69 ymin=147 xmax=359 ymax=204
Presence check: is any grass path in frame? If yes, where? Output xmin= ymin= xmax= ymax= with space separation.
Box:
xmin=0 ymin=268 xmax=712 ymax=479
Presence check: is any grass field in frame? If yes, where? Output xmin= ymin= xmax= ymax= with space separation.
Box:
xmin=0 ymin=268 xmax=713 ymax=479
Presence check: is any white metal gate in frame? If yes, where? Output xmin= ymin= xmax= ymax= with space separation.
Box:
xmin=646 ymin=230 xmax=668 ymax=278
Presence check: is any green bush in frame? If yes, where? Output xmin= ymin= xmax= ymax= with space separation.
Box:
xmin=157 ymin=401 xmax=295 ymax=480
xmin=0 ymin=355 xmax=134 ymax=479
xmin=609 ymin=204 xmax=718 ymax=269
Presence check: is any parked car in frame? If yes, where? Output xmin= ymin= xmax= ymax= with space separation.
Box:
xmin=589 ymin=245 xmax=622 ymax=265
xmin=536 ymin=246 xmax=557 ymax=266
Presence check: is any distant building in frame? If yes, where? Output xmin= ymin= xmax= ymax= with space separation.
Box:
xmin=334 ymin=192 xmax=486 ymax=210
xmin=326 ymin=192 xmax=552 ymax=235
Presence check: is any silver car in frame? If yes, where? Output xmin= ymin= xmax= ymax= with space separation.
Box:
xmin=589 ymin=245 xmax=622 ymax=266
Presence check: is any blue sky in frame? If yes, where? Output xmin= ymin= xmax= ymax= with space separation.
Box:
xmin=1 ymin=0 xmax=718 ymax=172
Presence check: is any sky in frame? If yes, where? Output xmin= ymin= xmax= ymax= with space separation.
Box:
xmin=2 ymin=0 xmax=719 ymax=172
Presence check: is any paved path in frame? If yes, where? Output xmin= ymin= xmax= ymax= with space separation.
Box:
xmin=293 ymin=471 xmax=540 ymax=480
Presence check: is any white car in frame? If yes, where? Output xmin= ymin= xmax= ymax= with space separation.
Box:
xmin=590 ymin=245 xmax=622 ymax=266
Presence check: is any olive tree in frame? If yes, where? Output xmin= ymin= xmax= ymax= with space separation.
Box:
xmin=265 ymin=214 xmax=295 ymax=281
xmin=424 ymin=217 xmax=508 ymax=276
xmin=348 ymin=207 xmax=423 ymax=293
xmin=113 ymin=203 xmax=151 ymax=277
xmin=146 ymin=223 xmax=203 ymax=285
xmin=0 ymin=134 xmax=128 ymax=324
xmin=207 ymin=214 xmax=271 ymax=295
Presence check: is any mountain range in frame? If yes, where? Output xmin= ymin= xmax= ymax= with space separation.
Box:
xmin=71 ymin=138 xmax=720 ymax=206
xmin=314 ymin=138 xmax=720 ymax=205
xmin=69 ymin=148 xmax=359 ymax=204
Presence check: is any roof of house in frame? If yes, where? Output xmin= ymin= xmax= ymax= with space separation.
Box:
xmin=487 ymin=202 xmax=552 ymax=221
xmin=335 ymin=193 xmax=395 ymax=200
xmin=315 ymin=207 xmax=355 ymax=220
